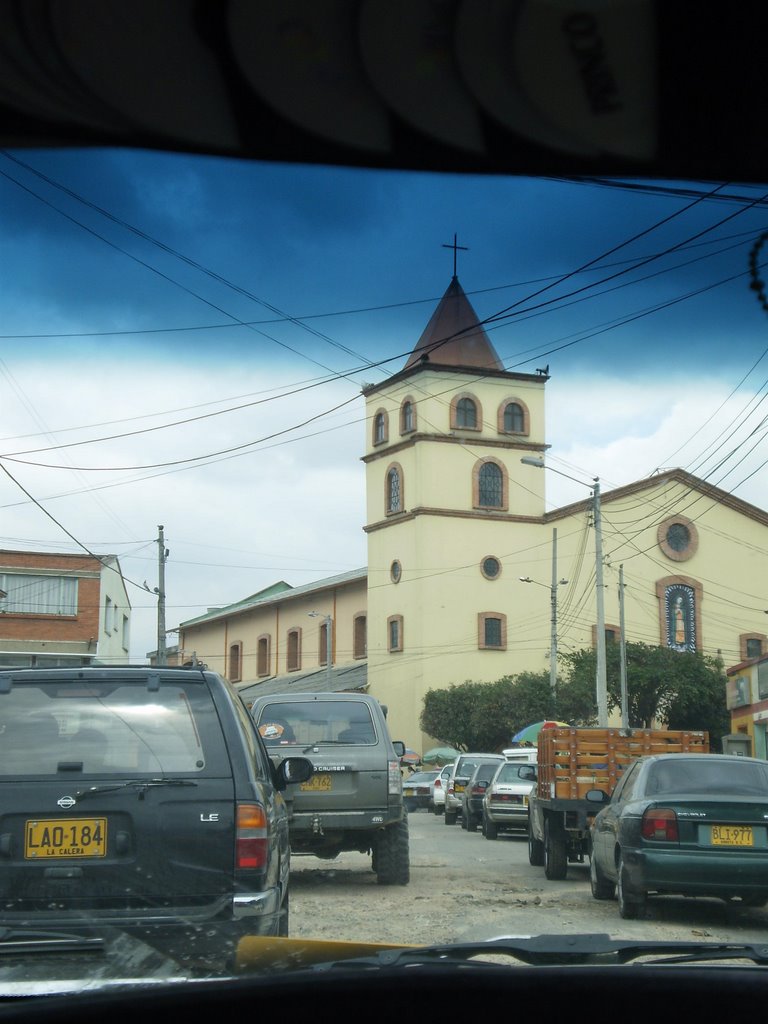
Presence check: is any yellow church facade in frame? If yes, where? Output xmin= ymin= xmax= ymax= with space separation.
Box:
xmin=176 ymin=276 xmax=768 ymax=755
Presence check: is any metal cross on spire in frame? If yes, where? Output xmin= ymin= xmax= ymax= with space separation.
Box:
xmin=442 ymin=233 xmax=468 ymax=279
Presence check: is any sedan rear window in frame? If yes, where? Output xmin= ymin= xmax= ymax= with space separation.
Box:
xmin=646 ymin=759 xmax=768 ymax=796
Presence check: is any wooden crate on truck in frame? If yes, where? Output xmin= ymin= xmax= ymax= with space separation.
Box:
xmin=537 ymin=727 xmax=710 ymax=801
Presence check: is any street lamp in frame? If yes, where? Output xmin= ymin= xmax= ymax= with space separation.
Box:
xmin=309 ymin=611 xmax=333 ymax=687
xmin=521 ymin=456 xmax=608 ymax=726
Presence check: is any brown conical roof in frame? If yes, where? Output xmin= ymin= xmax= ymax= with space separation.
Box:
xmin=403 ymin=276 xmax=503 ymax=371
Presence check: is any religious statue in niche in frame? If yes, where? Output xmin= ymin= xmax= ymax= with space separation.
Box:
xmin=664 ymin=584 xmax=696 ymax=652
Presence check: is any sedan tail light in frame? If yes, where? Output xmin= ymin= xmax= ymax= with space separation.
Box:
xmin=236 ymin=803 xmax=269 ymax=868
xmin=641 ymin=807 xmax=679 ymax=842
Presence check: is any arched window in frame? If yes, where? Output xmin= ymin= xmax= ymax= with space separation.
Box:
xmin=497 ymin=398 xmax=530 ymax=435
xmin=287 ymin=628 xmax=301 ymax=671
xmin=456 ymin=396 xmax=477 ymax=428
xmin=400 ymin=398 xmax=415 ymax=434
xmin=373 ymin=409 xmax=388 ymax=446
xmin=386 ymin=464 xmax=403 ymax=514
xmin=478 ymin=462 xmax=503 ymax=507
xmin=257 ymin=634 xmax=270 ymax=677
xmin=229 ymin=642 xmax=242 ymax=682
xmin=504 ymin=402 xmax=524 ymax=432
xmin=353 ymin=614 xmax=367 ymax=659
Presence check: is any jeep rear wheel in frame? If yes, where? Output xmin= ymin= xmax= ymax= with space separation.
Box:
xmin=374 ymin=818 xmax=410 ymax=885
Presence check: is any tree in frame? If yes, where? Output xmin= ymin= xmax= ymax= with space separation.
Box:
xmin=419 ymin=671 xmax=594 ymax=752
xmin=560 ymin=642 xmax=729 ymax=749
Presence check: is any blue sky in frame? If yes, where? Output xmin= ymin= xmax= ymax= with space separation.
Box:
xmin=1 ymin=147 xmax=767 ymax=659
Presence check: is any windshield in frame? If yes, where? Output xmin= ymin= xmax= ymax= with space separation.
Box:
xmin=2 ymin=1 xmax=768 ymax=998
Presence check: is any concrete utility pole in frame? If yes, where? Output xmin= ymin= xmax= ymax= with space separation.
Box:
xmin=593 ymin=481 xmax=608 ymax=727
xmin=519 ymin=528 xmax=567 ymax=702
xmin=619 ymin=564 xmax=629 ymax=729
xmin=156 ymin=525 xmax=168 ymax=666
xmin=550 ymin=528 xmax=558 ymax=700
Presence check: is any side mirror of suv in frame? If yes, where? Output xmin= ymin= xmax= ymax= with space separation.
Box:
xmin=274 ymin=756 xmax=314 ymax=790
xmin=392 ymin=740 xmax=406 ymax=757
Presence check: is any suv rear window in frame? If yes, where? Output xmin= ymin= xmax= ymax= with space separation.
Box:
xmin=255 ymin=700 xmax=377 ymax=747
xmin=0 ymin=677 xmax=228 ymax=776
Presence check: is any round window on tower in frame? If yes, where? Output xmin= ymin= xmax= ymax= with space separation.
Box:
xmin=390 ymin=560 xmax=402 ymax=583
xmin=480 ymin=556 xmax=501 ymax=580
xmin=657 ymin=515 xmax=698 ymax=562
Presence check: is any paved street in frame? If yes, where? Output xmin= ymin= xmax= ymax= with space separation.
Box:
xmin=290 ymin=809 xmax=768 ymax=946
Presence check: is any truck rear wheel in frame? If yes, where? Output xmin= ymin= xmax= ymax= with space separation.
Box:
xmin=544 ymin=817 xmax=568 ymax=880
xmin=527 ymin=813 xmax=544 ymax=866
xmin=374 ymin=818 xmax=410 ymax=886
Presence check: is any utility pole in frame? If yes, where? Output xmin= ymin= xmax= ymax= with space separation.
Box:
xmin=619 ymin=564 xmax=629 ymax=729
xmin=156 ymin=525 xmax=168 ymax=667
xmin=325 ymin=614 xmax=332 ymax=688
xmin=593 ymin=480 xmax=608 ymax=727
xmin=550 ymin=528 xmax=558 ymax=700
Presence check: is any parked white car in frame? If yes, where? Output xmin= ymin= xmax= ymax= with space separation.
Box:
xmin=482 ymin=760 xmax=538 ymax=839
xmin=430 ymin=763 xmax=454 ymax=815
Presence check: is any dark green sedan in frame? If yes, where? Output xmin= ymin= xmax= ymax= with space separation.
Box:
xmin=588 ymin=754 xmax=768 ymax=919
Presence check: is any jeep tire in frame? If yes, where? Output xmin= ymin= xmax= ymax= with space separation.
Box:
xmin=374 ymin=817 xmax=410 ymax=885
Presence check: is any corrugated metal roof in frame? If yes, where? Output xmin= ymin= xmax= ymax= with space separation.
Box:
xmin=180 ymin=567 xmax=367 ymax=628
xmin=236 ymin=661 xmax=367 ymax=700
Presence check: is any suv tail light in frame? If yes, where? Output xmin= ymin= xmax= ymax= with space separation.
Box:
xmin=236 ymin=803 xmax=268 ymax=868
xmin=388 ymin=760 xmax=402 ymax=795
xmin=641 ymin=807 xmax=679 ymax=842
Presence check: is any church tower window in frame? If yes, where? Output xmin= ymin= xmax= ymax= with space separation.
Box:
xmin=373 ymin=409 xmax=388 ymax=446
xmin=400 ymin=398 xmax=415 ymax=434
xmin=386 ymin=464 xmax=403 ymax=514
xmin=474 ymin=459 xmax=507 ymax=510
xmin=455 ymin=396 xmax=477 ymax=428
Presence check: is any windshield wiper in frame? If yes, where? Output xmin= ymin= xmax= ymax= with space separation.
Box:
xmin=306 ymin=934 xmax=768 ymax=970
xmin=302 ymin=741 xmax=349 ymax=752
xmin=75 ymin=779 xmax=198 ymax=802
xmin=0 ymin=928 xmax=104 ymax=956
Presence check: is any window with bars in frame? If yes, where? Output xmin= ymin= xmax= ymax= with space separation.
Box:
xmin=479 ymin=612 xmax=506 ymax=650
xmin=386 ymin=466 xmax=402 ymax=513
xmin=478 ymin=462 xmax=503 ymax=507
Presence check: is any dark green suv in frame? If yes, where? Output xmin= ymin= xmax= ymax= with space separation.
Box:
xmin=0 ymin=666 xmax=312 ymax=971
xmin=248 ymin=692 xmax=410 ymax=885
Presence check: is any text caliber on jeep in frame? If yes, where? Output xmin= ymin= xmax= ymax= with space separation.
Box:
xmin=248 ymin=692 xmax=410 ymax=885
xmin=0 ymin=665 xmax=313 ymax=973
